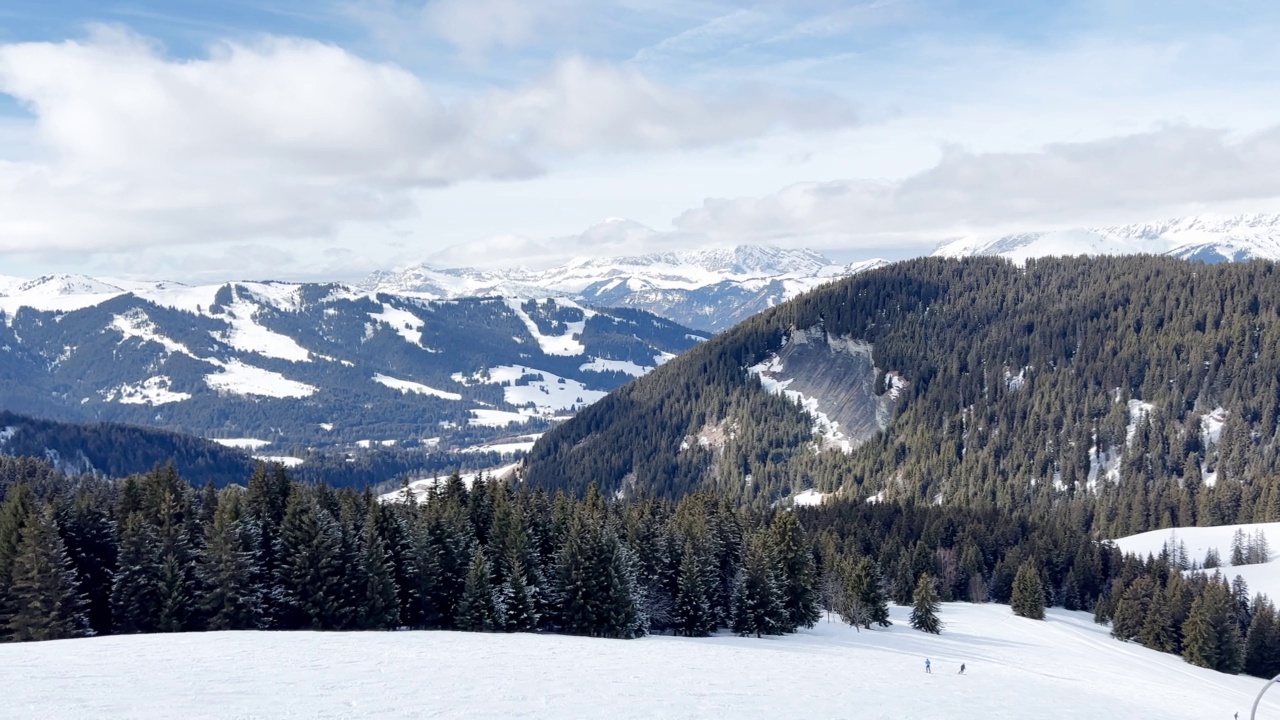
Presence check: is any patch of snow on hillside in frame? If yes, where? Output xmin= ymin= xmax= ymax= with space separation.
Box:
xmin=792 ymin=489 xmax=827 ymax=507
xmin=110 ymin=310 xmax=193 ymax=356
xmin=1113 ymin=522 xmax=1280 ymax=601
xmin=460 ymin=435 xmax=542 ymax=455
xmin=252 ymin=455 xmax=304 ymax=467
xmin=369 ymin=303 xmax=425 ymax=347
xmin=372 ymin=374 xmax=462 ymax=400
xmin=4 ymin=604 xmax=1275 ymax=720
xmin=104 ymin=376 xmax=191 ymax=406
xmin=204 ymin=359 xmax=317 ymax=398
xmin=1125 ymin=399 xmax=1154 ymax=445
xmin=210 ymin=438 xmax=272 ymax=450
xmin=505 ymin=299 xmax=585 ymax=356
xmin=218 ymin=297 xmax=311 ymax=362
xmin=470 ymin=409 xmax=536 ymax=428
xmin=579 ymin=358 xmax=650 ymax=377
xmin=460 ymin=365 xmax=606 ymax=414
xmin=1201 ymin=406 xmax=1228 ymax=445
xmin=654 ymin=351 xmax=677 ymax=365
xmin=381 ymin=462 xmax=521 ymax=502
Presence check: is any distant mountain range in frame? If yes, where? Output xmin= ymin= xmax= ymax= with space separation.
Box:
xmin=0 ymin=278 xmax=706 ymax=459
xmin=361 ymin=231 xmax=889 ymax=332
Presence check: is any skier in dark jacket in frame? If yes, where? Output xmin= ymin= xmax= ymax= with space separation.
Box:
xmin=959 ymin=664 xmax=965 ymax=675
xmin=925 ymin=659 xmax=931 ymax=673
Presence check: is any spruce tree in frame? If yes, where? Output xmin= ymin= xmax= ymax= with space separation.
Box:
xmin=730 ymin=532 xmax=785 ymax=638
xmin=674 ymin=542 xmax=715 ymax=637
xmin=275 ymin=492 xmax=347 ymax=630
xmin=111 ymin=512 xmax=164 ymax=634
xmin=843 ymin=557 xmax=891 ymax=629
xmin=0 ymin=483 xmax=34 ymax=637
xmin=1111 ymin=576 xmax=1156 ymax=641
xmin=456 ymin=549 xmax=499 ymax=632
xmin=1138 ymin=587 xmax=1176 ymax=653
xmin=357 ymin=513 xmax=401 ymax=630
xmin=502 ymin=556 xmax=539 ymax=632
xmin=1011 ymin=560 xmax=1046 ymax=620
xmin=5 ymin=504 xmax=87 ymax=642
xmin=61 ymin=488 xmax=118 ymax=636
xmin=198 ymin=490 xmax=263 ymax=631
xmin=910 ymin=573 xmax=943 ymax=634
xmin=1244 ymin=596 xmax=1280 ymax=678
xmin=770 ymin=512 xmax=820 ymax=631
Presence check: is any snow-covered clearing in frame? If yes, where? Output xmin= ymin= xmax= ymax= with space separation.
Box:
xmin=252 ymin=455 xmax=305 ymax=467
xmin=791 ymin=488 xmax=827 ymax=506
xmin=110 ymin=310 xmax=193 ymax=357
xmin=457 ymin=365 xmax=606 ymax=415
xmin=204 ymin=359 xmax=317 ymax=398
xmin=209 ymin=438 xmax=272 ymax=450
xmin=469 ymin=408 xmax=536 ymax=428
xmin=579 ymin=357 xmax=650 ymax=377
xmin=372 ymin=373 xmax=462 ymax=400
xmin=460 ymin=435 xmax=542 ymax=455
xmin=102 ymin=376 xmax=191 ymax=406
xmin=505 ymin=298 xmax=585 ymax=356
xmin=369 ymin=303 xmax=426 ymax=347
xmin=2 ymin=604 xmax=1272 ymax=719
xmin=380 ymin=462 xmax=521 ymax=502
xmin=216 ymin=297 xmax=311 ymax=362
xmin=1113 ymin=522 xmax=1280 ymax=600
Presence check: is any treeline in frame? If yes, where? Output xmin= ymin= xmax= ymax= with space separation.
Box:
xmin=0 ymin=459 xmax=825 ymax=643
xmin=2 ymin=455 xmax=1275 ymax=682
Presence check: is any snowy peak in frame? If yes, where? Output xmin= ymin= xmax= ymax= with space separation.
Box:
xmin=935 ymin=213 xmax=1280 ymax=263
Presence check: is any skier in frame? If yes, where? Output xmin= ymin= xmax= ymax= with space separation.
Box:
xmin=925 ymin=659 xmax=931 ymax=674
xmin=959 ymin=664 xmax=966 ymax=675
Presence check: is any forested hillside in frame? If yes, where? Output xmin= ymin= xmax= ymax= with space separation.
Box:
xmin=526 ymin=257 xmax=1280 ymax=538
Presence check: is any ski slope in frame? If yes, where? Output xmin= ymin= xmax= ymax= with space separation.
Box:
xmin=0 ymin=604 xmax=1271 ymax=719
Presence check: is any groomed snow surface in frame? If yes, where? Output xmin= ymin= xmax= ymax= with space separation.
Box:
xmin=2 ymin=604 xmax=1273 ymax=719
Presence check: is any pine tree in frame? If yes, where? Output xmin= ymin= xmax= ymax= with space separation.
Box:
xmin=1138 ymin=587 xmax=1176 ymax=652
xmin=674 ymin=542 xmax=715 ymax=637
xmin=1011 ymin=560 xmax=1046 ymax=620
xmin=842 ymin=557 xmax=891 ymax=629
xmin=456 ymin=549 xmax=499 ymax=632
xmin=111 ymin=512 xmax=164 ymax=634
xmin=1183 ymin=579 xmax=1245 ymax=673
xmin=770 ymin=512 xmax=820 ymax=631
xmin=0 ymin=483 xmax=34 ymax=637
xmin=5 ymin=504 xmax=87 ymax=642
xmin=198 ymin=490 xmax=263 ymax=631
xmin=910 ymin=573 xmax=943 ymax=634
xmin=61 ymin=488 xmax=118 ymax=636
xmin=1112 ymin=577 xmax=1156 ymax=641
xmin=730 ymin=532 xmax=785 ymax=638
xmin=1245 ymin=596 xmax=1280 ymax=678
xmin=502 ymin=556 xmax=539 ymax=632
xmin=275 ymin=492 xmax=347 ymax=630
xmin=357 ymin=513 xmax=401 ymax=630
xmin=597 ymin=530 xmax=642 ymax=639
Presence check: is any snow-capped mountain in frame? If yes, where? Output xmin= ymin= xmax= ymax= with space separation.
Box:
xmin=934 ymin=213 xmax=1280 ymax=263
xmin=0 ymin=277 xmax=707 ymax=453
xmin=361 ymin=245 xmax=888 ymax=332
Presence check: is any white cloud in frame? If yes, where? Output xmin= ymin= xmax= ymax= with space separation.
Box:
xmin=0 ymin=28 xmax=849 ymax=256
xmin=672 ymin=124 xmax=1280 ymax=248
xmin=420 ymin=0 xmax=577 ymax=57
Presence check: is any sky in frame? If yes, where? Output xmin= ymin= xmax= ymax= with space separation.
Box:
xmin=1 ymin=0 xmax=1279 ymax=282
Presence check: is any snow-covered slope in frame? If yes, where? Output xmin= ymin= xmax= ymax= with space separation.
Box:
xmin=1113 ymin=522 xmax=1280 ymax=600
xmin=935 ymin=213 xmax=1280 ymax=263
xmin=1 ymin=604 xmax=1271 ymax=719
xmin=361 ymin=244 xmax=889 ymax=332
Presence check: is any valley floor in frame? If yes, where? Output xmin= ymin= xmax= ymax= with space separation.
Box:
xmin=1 ymin=604 xmax=1272 ymax=719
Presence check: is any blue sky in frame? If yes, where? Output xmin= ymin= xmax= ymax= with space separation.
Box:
xmin=1 ymin=0 xmax=1279 ymax=280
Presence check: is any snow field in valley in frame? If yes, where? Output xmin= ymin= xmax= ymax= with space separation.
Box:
xmin=1 ymin=604 xmax=1273 ymax=720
